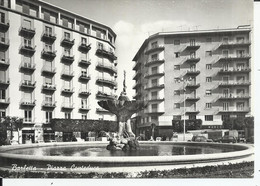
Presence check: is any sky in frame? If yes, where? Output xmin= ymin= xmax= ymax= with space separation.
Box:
xmin=43 ymin=0 xmax=253 ymax=98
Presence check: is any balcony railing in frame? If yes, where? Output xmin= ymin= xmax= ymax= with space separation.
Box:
xmin=185 ymin=44 xmax=200 ymax=50
xmin=61 ymin=70 xmax=74 ymax=79
xmin=185 ymin=56 xmax=200 ymax=63
xmin=184 ymin=108 xmax=200 ymax=114
xmin=20 ymin=99 xmax=36 ymax=107
xmin=61 ymin=103 xmax=74 ymax=110
xmin=133 ymin=71 xmax=142 ymax=80
xmin=42 ymin=84 xmax=56 ymax=91
xmin=79 ymin=105 xmax=91 ymax=111
xmin=145 ymin=44 xmax=165 ymax=55
xmin=96 ymin=91 xmax=117 ymax=100
xmin=218 ymin=94 xmax=250 ymax=100
xmin=185 ymin=69 xmax=200 ymax=76
xmin=0 ymin=98 xmax=10 ymax=105
xmin=218 ymin=107 xmax=250 ymax=113
xmin=218 ymin=81 xmax=251 ymax=87
xmin=145 ymin=58 xmax=165 ymax=67
xmin=61 ymin=87 xmax=74 ymax=94
xmin=96 ymin=77 xmax=117 ymax=87
xmin=0 ymin=37 xmax=9 ymax=50
xmin=19 ymin=62 xmax=36 ymax=72
xmin=0 ymin=58 xmax=10 ymax=69
xmin=61 ymin=53 xmax=74 ymax=63
xmin=218 ymin=68 xmax=251 ymax=74
xmin=219 ymin=41 xmax=251 ymax=48
xmin=185 ymin=82 xmax=200 ymax=89
xmin=41 ymin=49 xmax=57 ymax=59
xmin=19 ymin=44 xmax=36 ymax=55
xmin=96 ymin=108 xmax=111 ymax=113
xmin=96 ymin=47 xmax=117 ymax=61
xmin=61 ymin=37 xmax=75 ymax=47
xmin=42 ymin=101 xmax=56 ymax=108
xmin=96 ymin=61 xmax=117 ymax=74
xmin=79 ymin=73 xmax=91 ymax=81
xmin=145 ymin=108 xmax=165 ymax=115
xmin=0 ymin=19 xmax=9 ymax=32
xmin=219 ymin=54 xmax=251 ymax=61
xmin=144 ymin=72 xmax=165 ymax=79
xmin=23 ymin=118 xmax=35 ymax=124
xmin=0 ymin=78 xmax=10 ymax=87
xmin=20 ymin=80 xmax=36 ymax=89
xmin=78 ymin=58 xmax=91 ymax=67
xmin=41 ymin=32 xmax=57 ymax=43
xmin=78 ymin=42 xmax=91 ymax=53
xmin=41 ymin=66 xmax=56 ymax=76
xmin=185 ymin=96 xmax=200 ymax=101
xmin=145 ymin=84 xmax=165 ymax=90
xmin=19 ymin=26 xmax=35 ymax=38
xmin=149 ymin=97 xmax=164 ymax=102
xmin=79 ymin=88 xmax=91 ymax=97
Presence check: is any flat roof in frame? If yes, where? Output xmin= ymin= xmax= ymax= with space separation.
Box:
xmin=132 ymin=26 xmax=251 ymax=61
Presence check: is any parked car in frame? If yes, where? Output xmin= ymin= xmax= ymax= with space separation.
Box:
xmin=45 ymin=140 xmax=57 ymax=143
xmin=191 ymin=135 xmax=207 ymax=142
xmin=215 ymin=136 xmax=237 ymax=143
xmin=36 ymin=140 xmax=45 ymax=143
xmin=10 ymin=140 xmax=19 ymax=145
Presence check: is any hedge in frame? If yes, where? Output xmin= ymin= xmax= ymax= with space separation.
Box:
xmin=172 ymin=119 xmax=202 ymax=132
xmin=222 ymin=117 xmax=254 ymax=130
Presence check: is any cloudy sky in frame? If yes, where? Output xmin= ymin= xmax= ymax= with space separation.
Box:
xmin=43 ymin=0 xmax=253 ymax=97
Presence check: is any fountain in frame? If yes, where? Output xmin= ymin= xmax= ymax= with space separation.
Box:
xmin=98 ymin=71 xmax=146 ymax=151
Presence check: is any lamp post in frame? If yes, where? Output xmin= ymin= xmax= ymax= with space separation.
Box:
xmin=178 ymin=77 xmax=192 ymax=141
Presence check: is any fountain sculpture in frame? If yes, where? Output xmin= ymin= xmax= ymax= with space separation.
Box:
xmin=98 ymin=71 xmax=146 ymax=150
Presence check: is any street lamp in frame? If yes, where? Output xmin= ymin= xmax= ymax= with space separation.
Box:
xmin=177 ymin=77 xmax=192 ymax=141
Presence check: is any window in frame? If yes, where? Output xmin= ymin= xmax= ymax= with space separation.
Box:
xmin=81 ymin=99 xmax=87 ymax=108
xmin=174 ymin=40 xmax=180 ymax=45
xmin=97 ymin=42 xmax=103 ymax=50
xmin=206 ymin=64 xmax=212 ymax=70
xmin=174 ymin=90 xmax=180 ymax=95
xmin=189 ymin=115 xmax=196 ymax=120
xmin=151 ymin=91 xmax=158 ymax=99
xmin=22 ymin=19 xmax=31 ymax=29
xmin=206 ymin=38 xmax=212 ymax=43
xmin=223 ymin=102 xmax=229 ymax=111
xmin=223 ymin=37 xmax=229 ymax=44
xmin=24 ymin=38 xmax=32 ymax=47
xmin=0 ymin=89 xmax=5 ymax=99
xmin=174 ymin=65 xmax=180 ymax=70
xmin=236 ymin=50 xmax=245 ymax=57
xmin=190 ymin=51 xmax=196 ymax=58
xmin=151 ymin=41 xmax=158 ymax=48
xmin=45 ymin=95 xmax=52 ymax=103
xmin=82 ymin=114 xmax=87 ymax=120
xmin=45 ymin=111 xmax=52 ymax=123
xmin=96 ymin=30 xmax=101 ymax=38
xmin=151 ymin=79 xmax=158 ymax=86
xmin=64 ymin=32 xmax=70 ymax=40
xmin=151 ymin=116 xmax=158 ymax=121
xmin=236 ymin=102 xmax=245 ymax=111
xmin=81 ymin=37 xmax=87 ymax=44
xmin=65 ymin=112 xmax=71 ymax=119
xmin=206 ymin=103 xmax=212 ymax=109
xmin=22 ymin=4 xmax=30 ymax=15
xmin=206 ymin=77 xmax=212 ymax=82
xmin=0 ymin=12 xmax=5 ymax=23
xmin=221 ymin=114 xmax=230 ymax=121
xmin=45 ymin=26 xmax=52 ymax=35
xmin=24 ymin=110 xmax=32 ymax=122
xmin=0 ymin=51 xmax=5 ymax=61
xmin=174 ymin=52 xmax=180 ymax=58
xmin=23 ymin=73 xmax=32 ymax=83
xmin=151 ymin=66 xmax=158 ymax=74
xmin=151 ymin=54 xmax=158 ymax=61
xmin=45 ymin=43 xmax=52 ymax=52
xmin=206 ymin=90 xmax=212 ymax=96
xmin=236 ymin=37 xmax=245 ymax=43
xmin=23 ymin=55 xmax=32 ymax=65
xmin=23 ymin=92 xmax=32 ymax=102
xmin=237 ymin=114 xmax=245 ymax=118
xmin=174 ymin=103 xmax=180 ymax=109
xmin=205 ymin=51 xmax=212 ymax=57
xmin=64 ymin=48 xmax=71 ymax=56
xmin=190 ymin=39 xmax=196 ymax=46
xmin=205 ymin=115 xmax=213 ymax=121
xmin=151 ymin=104 xmax=158 ymax=112
xmin=0 ymin=111 xmax=6 ymax=117
xmin=223 ymin=50 xmax=229 ymax=57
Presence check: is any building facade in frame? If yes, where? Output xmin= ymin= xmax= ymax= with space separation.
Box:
xmin=132 ymin=26 xmax=252 ymax=137
xmin=0 ymin=0 xmax=118 ymax=143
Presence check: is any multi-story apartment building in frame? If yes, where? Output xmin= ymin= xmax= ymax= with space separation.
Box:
xmin=0 ymin=0 xmax=117 ymax=143
xmin=132 ymin=26 xmax=252 ymax=137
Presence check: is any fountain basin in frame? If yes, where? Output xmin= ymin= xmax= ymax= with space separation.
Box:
xmin=0 ymin=141 xmax=254 ymax=173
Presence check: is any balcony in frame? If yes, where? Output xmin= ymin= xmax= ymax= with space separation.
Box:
xmin=79 ymin=105 xmax=91 ymax=112
xmin=218 ymin=54 xmax=251 ymax=61
xmin=149 ymin=97 xmax=165 ymax=102
xmin=0 ymin=98 xmax=10 ymax=106
xmin=96 ymin=48 xmax=117 ymax=61
xmin=145 ymin=109 xmax=165 ymax=115
xmin=78 ymin=58 xmax=91 ymax=67
xmin=218 ymin=81 xmax=251 ymax=87
xmin=78 ymin=73 xmax=91 ymax=82
xmin=0 ymin=58 xmax=9 ymax=69
xmin=185 ymin=56 xmax=200 ymax=63
xmin=218 ymin=94 xmax=250 ymax=100
xmin=61 ymin=103 xmax=74 ymax=110
xmin=42 ymin=101 xmax=56 ymax=109
xmin=219 ymin=41 xmax=251 ymax=48
xmin=19 ymin=44 xmax=36 ymax=55
xmin=218 ymin=68 xmax=251 ymax=74
xmin=0 ymin=37 xmax=9 ymax=50
xmin=133 ymin=71 xmax=142 ymax=80
xmin=41 ymin=49 xmax=57 ymax=60
xmin=145 ymin=58 xmax=165 ymax=67
xmin=61 ymin=70 xmax=74 ymax=79
xmin=185 ymin=44 xmax=200 ymax=50
xmin=144 ymin=72 xmax=164 ymax=79
xmin=41 ymin=32 xmax=56 ymax=43
xmin=185 ymin=82 xmax=200 ymax=89
xmin=185 ymin=108 xmax=200 ymax=114
xmin=19 ymin=26 xmax=35 ymax=38
xmin=96 ymin=61 xmax=117 ymax=74
xmin=23 ymin=118 xmax=35 ymax=124
xmin=96 ymin=77 xmax=117 ymax=87
xmin=79 ymin=88 xmax=91 ymax=97
xmin=218 ymin=107 xmax=250 ymax=113
xmin=185 ymin=70 xmax=200 ymax=76
xmin=145 ymin=84 xmax=165 ymax=90
xmin=0 ymin=19 xmax=9 ymax=32
xmin=60 ymin=37 xmax=75 ymax=47
xmin=133 ymin=81 xmax=142 ymax=89
xmin=78 ymin=42 xmax=91 ymax=53
xmin=20 ymin=80 xmax=36 ymax=90
xmin=61 ymin=87 xmax=74 ymax=94
xmin=42 ymin=84 xmax=56 ymax=92
xmin=19 ymin=62 xmax=36 ymax=73
xmin=145 ymin=44 xmax=165 ymax=55
xmin=0 ymin=78 xmax=10 ymax=88
xmin=133 ymin=61 xmax=141 ymax=70
xmin=96 ymin=108 xmax=111 ymax=113
xmin=96 ymin=91 xmax=117 ymax=100
xmin=185 ymin=96 xmax=200 ymax=101
xmin=61 ymin=53 xmax=74 ymax=63
xmin=41 ymin=67 xmax=56 ymax=76
xmin=20 ymin=100 xmax=36 ymax=108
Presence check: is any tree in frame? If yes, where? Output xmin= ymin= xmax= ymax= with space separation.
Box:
xmin=172 ymin=119 xmax=202 ymax=132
